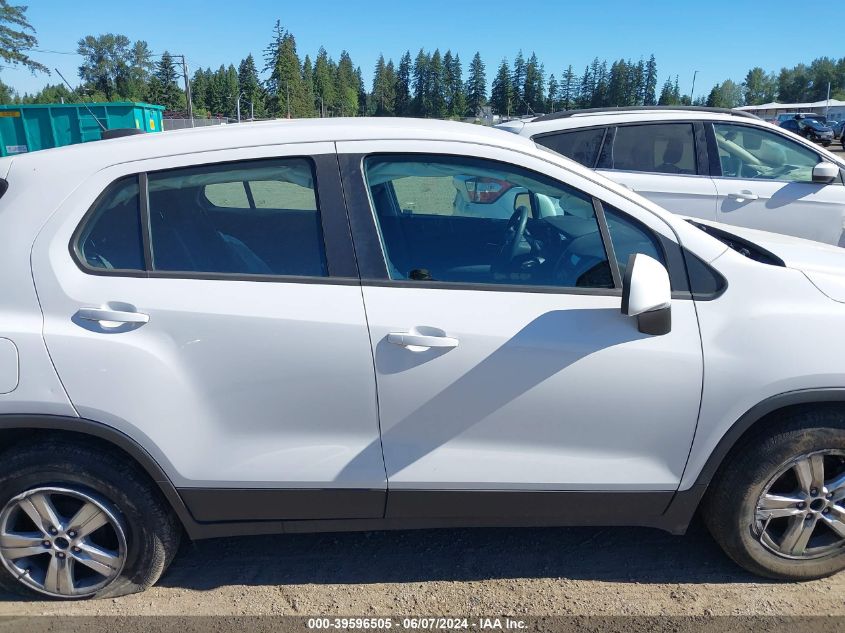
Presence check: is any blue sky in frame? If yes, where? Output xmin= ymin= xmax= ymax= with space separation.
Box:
xmin=5 ymin=0 xmax=835 ymax=99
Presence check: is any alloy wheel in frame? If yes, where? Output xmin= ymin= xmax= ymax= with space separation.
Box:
xmin=0 ymin=486 xmax=127 ymax=598
xmin=754 ymin=450 xmax=845 ymax=559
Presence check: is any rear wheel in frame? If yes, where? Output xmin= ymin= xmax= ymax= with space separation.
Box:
xmin=703 ymin=409 xmax=845 ymax=580
xmin=0 ymin=439 xmax=181 ymax=599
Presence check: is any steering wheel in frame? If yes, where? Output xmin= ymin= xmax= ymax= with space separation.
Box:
xmin=494 ymin=205 xmax=530 ymax=271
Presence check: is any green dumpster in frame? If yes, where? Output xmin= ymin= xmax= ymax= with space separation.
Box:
xmin=0 ymin=102 xmax=165 ymax=156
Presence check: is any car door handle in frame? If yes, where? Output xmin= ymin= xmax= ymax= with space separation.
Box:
xmin=727 ymin=190 xmax=759 ymax=201
xmin=387 ymin=332 xmax=459 ymax=349
xmin=76 ymin=307 xmax=149 ymax=324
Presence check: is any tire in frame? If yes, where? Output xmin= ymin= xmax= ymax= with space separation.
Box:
xmin=0 ymin=438 xmax=181 ymax=599
xmin=702 ymin=407 xmax=845 ymax=580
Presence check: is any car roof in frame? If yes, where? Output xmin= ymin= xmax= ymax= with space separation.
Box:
xmin=499 ymin=107 xmax=767 ymax=136
xmin=5 ymin=117 xmax=536 ymax=172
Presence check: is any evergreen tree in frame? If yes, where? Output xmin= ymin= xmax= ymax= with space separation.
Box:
xmin=302 ymin=54 xmax=316 ymax=117
xmin=643 ymin=54 xmax=658 ymax=105
xmin=560 ymin=65 xmax=575 ymax=110
xmin=238 ymin=54 xmax=264 ymax=119
xmin=546 ymin=74 xmax=558 ymax=113
xmin=266 ymin=25 xmax=308 ymax=117
xmin=490 ymin=58 xmax=513 ymax=116
xmin=705 ymin=79 xmax=743 ymax=108
xmin=335 ymin=50 xmax=358 ymax=116
xmin=522 ymin=52 xmax=544 ymax=114
xmin=395 ymin=50 xmax=412 ymax=116
xmin=576 ymin=65 xmax=592 ymax=108
xmin=658 ymin=76 xmax=675 ymax=105
xmin=412 ymin=48 xmax=429 ymax=116
xmin=465 ymin=51 xmax=486 ymax=117
xmin=590 ymin=58 xmax=608 ymax=107
xmin=146 ymin=51 xmax=182 ymax=110
xmin=630 ymin=58 xmax=645 ymax=105
xmin=371 ymin=54 xmax=397 ymax=116
xmin=355 ymin=66 xmax=367 ymax=115
xmin=511 ymin=50 xmax=526 ymax=103
xmin=607 ymin=60 xmax=627 ymax=107
xmin=313 ymin=47 xmax=336 ymax=116
xmin=443 ymin=51 xmax=465 ymax=118
xmin=427 ymin=49 xmax=447 ymax=118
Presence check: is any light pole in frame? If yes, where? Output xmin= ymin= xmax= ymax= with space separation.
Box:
xmin=690 ymin=70 xmax=699 ymax=105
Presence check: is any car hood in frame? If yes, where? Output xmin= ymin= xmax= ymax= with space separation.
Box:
xmin=688 ymin=219 xmax=845 ymax=302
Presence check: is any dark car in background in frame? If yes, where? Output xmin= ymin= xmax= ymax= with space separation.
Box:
xmin=781 ymin=116 xmax=835 ymax=146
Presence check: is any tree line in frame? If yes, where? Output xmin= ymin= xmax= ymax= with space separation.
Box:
xmin=4 ymin=6 xmax=845 ymax=119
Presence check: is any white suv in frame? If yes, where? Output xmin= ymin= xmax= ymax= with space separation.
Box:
xmin=2 ymin=118 xmax=845 ymax=599
xmin=497 ymin=107 xmax=845 ymax=246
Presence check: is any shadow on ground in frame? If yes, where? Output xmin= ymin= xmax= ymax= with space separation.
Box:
xmin=135 ymin=520 xmax=764 ymax=592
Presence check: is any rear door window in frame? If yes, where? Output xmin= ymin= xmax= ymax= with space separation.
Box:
xmin=610 ymin=123 xmax=697 ymax=175
xmin=147 ymin=158 xmax=328 ymax=277
xmin=533 ymin=128 xmax=607 ymax=168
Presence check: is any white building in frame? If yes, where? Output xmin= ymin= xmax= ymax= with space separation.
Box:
xmin=736 ymin=99 xmax=845 ymax=122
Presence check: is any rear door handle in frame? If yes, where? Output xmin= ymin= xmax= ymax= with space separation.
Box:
xmin=76 ymin=307 xmax=149 ymax=324
xmin=727 ymin=190 xmax=759 ymax=201
xmin=388 ymin=332 xmax=459 ymax=349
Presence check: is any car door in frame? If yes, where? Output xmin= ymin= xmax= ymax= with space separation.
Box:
xmin=31 ymin=144 xmax=386 ymax=522
xmin=337 ymin=140 xmax=704 ymax=521
xmin=708 ymin=122 xmax=845 ymax=245
xmin=594 ymin=122 xmax=718 ymax=221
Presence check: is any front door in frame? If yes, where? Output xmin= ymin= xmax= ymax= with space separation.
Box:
xmin=32 ymin=146 xmax=386 ymax=520
xmin=709 ymin=122 xmax=845 ymax=245
xmin=338 ymin=143 xmax=704 ymax=518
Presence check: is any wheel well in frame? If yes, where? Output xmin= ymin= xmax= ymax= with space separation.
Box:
xmin=0 ymin=424 xmax=193 ymax=535
xmin=703 ymin=400 xmax=845 ymax=489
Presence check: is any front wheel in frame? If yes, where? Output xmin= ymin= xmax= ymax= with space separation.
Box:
xmin=702 ymin=409 xmax=845 ymax=580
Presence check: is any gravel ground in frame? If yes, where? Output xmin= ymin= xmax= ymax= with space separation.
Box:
xmin=0 ymin=520 xmax=843 ymax=617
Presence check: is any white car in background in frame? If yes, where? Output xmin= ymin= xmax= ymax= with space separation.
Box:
xmin=497 ymin=107 xmax=845 ymax=246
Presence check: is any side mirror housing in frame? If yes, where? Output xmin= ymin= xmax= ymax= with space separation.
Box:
xmin=621 ymin=254 xmax=672 ymax=335
xmin=813 ymin=161 xmax=839 ymax=184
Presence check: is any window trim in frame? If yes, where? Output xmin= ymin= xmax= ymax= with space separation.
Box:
xmin=705 ymin=121 xmax=834 ymax=184
xmin=355 ymin=151 xmax=637 ymax=296
xmin=70 ymin=154 xmax=357 ymax=283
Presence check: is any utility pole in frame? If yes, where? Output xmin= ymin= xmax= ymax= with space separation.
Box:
xmin=826 ymin=81 xmax=831 ymax=119
xmin=690 ymin=70 xmax=699 ymax=105
xmin=174 ymin=54 xmax=194 ymax=127
xmin=236 ymin=94 xmax=241 ymax=123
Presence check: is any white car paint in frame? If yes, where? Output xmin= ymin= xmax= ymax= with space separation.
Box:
xmin=0 ymin=116 xmax=843 ymax=501
xmin=500 ymin=109 xmax=845 ymax=246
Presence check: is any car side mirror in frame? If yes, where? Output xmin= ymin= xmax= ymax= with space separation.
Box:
xmin=621 ymin=254 xmax=671 ymax=335
xmin=812 ymin=161 xmax=839 ymax=184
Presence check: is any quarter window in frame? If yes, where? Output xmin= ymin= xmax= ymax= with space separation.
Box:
xmin=148 ymin=158 xmax=327 ymax=277
xmin=364 ymin=155 xmax=614 ymax=289
xmin=610 ymin=123 xmax=697 ymax=175
xmin=534 ymin=128 xmax=606 ymax=168
xmin=712 ymin=123 xmax=821 ymax=183
xmin=77 ymin=176 xmax=145 ymax=271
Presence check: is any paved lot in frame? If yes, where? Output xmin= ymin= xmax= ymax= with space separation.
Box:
xmin=1 ymin=520 xmax=843 ymax=617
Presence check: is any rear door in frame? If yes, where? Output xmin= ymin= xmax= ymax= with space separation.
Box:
xmin=31 ymin=144 xmax=386 ymax=521
xmin=708 ymin=122 xmax=845 ymax=245
xmin=594 ymin=122 xmax=718 ymax=221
